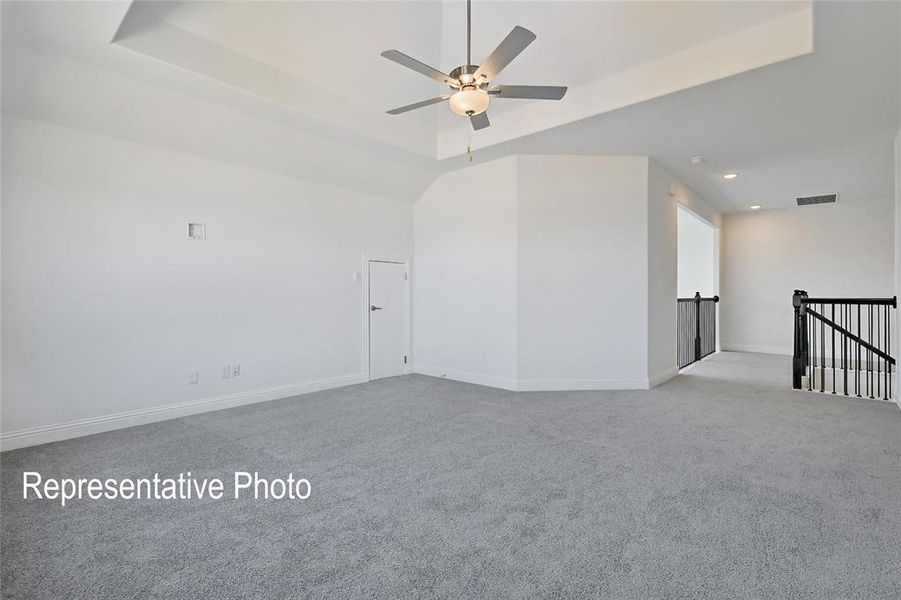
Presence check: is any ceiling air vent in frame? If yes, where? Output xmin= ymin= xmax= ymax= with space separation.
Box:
xmin=797 ymin=194 xmax=838 ymax=206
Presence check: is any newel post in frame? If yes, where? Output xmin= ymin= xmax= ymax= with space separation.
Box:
xmin=792 ymin=290 xmax=808 ymax=389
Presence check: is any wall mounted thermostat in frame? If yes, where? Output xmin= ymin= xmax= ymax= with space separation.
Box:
xmin=188 ymin=222 xmax=206 ymax=241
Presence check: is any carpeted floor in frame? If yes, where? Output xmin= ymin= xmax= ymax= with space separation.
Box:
xmin=2 ymin=352 xmax=901 ymax=599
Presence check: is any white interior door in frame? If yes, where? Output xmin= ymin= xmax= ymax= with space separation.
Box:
xmin=369 ymin=261 xmax=406 ymax=380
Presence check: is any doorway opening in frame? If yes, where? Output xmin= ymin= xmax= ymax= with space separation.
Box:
xmin=677 ymin=206 xmax=719 ymax=369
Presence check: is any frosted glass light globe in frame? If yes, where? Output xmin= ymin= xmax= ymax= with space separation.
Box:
xmin=449 ymin=89 xmax=489 ymax=116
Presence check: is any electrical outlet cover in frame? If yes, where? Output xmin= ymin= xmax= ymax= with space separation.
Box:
xmin=231 ymin=363 xmax=240 ymax=377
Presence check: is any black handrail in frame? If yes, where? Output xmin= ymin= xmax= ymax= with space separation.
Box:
xmin=804 ymin=297 xmax=897 ymax=307
xmin=792 ymin=290 xmax=896 ymax=400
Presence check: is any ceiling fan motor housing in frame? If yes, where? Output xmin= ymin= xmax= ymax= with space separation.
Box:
xmin=449 ymin=65 xmax=488 ymax=90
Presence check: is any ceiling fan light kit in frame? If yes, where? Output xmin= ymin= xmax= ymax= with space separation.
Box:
xmin=449 ymin=88 xmax=489 ymax=116
xmin=381 ymin=0 xmax=567 ymax=131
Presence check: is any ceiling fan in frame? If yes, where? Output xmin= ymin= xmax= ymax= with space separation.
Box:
xmin=380 ymin=0 xmax=567 ymax=131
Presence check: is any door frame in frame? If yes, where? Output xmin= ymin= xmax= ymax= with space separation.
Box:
xmin=361 ymin=253 xmax=412 ymax=381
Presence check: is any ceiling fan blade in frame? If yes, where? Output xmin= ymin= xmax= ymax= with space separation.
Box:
xmin=473 ymin=26 xmax=536 ymax=83
xmin=380 ymin=50 xmax=457 ymax=87
xmin=488 ymin=85 xmax=568 ymax=100
xmin=470 ymin=112 xmax=490 ymax=131
xmin=386 ymin=96 xmax=450 ymax=115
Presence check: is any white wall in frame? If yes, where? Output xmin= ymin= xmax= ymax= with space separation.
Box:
xmin=647 ymin=161 xmax=680 ymax=382
xmin=412 ymin=157 xmax=519 ymax=389
xmin=894 ymin=5 xmax=900 ymax=403
xmin=517 ymin=155 xmax=650 ymax=388
xmin=722 ymin=200 xmax=894 ymax=355
xmin=895 ymin=127 xmax=901 ymax=404
xmin=1 ymin=116 xmax=413 ymax=447
xmin=413 ymin=154 xmax=685 ymax=391
xmin=677 ymin=206 xmax=717 ymax=298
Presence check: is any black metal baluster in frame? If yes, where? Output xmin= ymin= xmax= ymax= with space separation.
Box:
xmin=845 ymin=303 xmax=850 ymax=395
xmin=857 ymin=304 xmax=861 ymax=397
xmin=886 ymin=303 xmax=891 ymax=400
xmin=877 ymin=305 xmax=881 ymax=399
xmin=704 ymin=302 xmax=708 ymax=356
xmin=701 ymin=301 xmax=706 ymax=358
xmin=839 ymin=304 xmax=848 ymax=396
xmin=808 ymin=310 xmax=813 ymax=391
xmin=831 ymin=303 xmax=836 ymax=393
xmin=698 ymin=302 xmax=703 ymax=360
xmin=694 ymin=292 xmax=701 ymax=365
xmin=867 ymin=304 xmax=873 ymax=398
xmin=820 ymin=303 xmax=825 ymax=392
xmin=882 ymin=304 xmax=891 ymax=400
xmin=866 ymin=305 xmax=870 ymax=398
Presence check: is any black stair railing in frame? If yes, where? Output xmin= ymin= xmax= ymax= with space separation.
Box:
xmin=792 ymin=290 xmax=896 ymax=400
xmin=678 ymin=292 xmax=719 ymax=369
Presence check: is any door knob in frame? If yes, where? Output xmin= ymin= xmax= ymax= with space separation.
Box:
xmin=370 ymin=305 xmax=383 ymax=311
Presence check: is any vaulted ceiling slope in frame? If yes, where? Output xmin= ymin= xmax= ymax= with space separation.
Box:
xmin=1 ymin=1 xmax=441 ymax=202
xmin=1 ymin=1 xmax=897 ymax=211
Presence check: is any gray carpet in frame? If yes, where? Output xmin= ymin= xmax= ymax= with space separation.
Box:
xmin=2 ymin=352 xmax=901 ymax=599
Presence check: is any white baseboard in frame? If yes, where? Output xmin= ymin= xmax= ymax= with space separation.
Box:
xmin=721 ymin=344 xmax=792 ymax=356
xmin=0 ymin=373 xmax=363 ymax=452
xmin=515 ymin=378 xmax=650 ymax=391
xmin=648 ymin=367 xmax=678 ymax=388
xmin=412 ymin=365 xmax=518 ymax=391
xmin=414 ymin=365 xmax=654 ymax=391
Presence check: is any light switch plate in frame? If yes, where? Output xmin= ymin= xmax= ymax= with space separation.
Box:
xmin=220 ymin=365 xmax=231 ymax=379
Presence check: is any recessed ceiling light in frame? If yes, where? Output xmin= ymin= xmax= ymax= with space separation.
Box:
xmin=750 ymin=205 xmax=761 ymax=210
xmin=690 ymin=156 xmax=704 ymax=164
xmin=723 ymin=172 xmax=739 ymax=180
